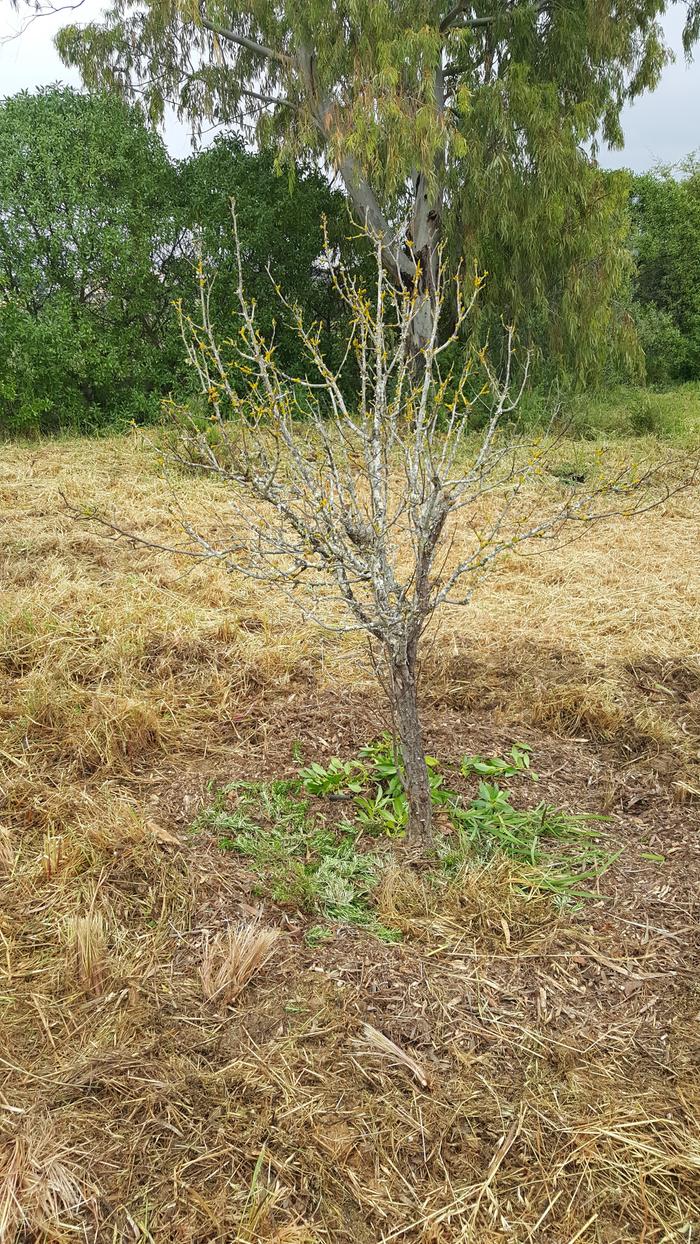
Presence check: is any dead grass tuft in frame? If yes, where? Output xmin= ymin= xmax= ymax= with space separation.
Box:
xmin=0 ymin=826 xmax=15 ymax=876
xmin=527 ymin=677 xmax=677 ymax=754
xmin=62 ymin=910 xmax=110 ymax=996
xmin=353 ymin=1022 xmax=431 ymax=1088
xmin=0 ymin=1121 xmax=92 ymax=1240
xmin=200 ymin=922 xmax=281 ymax=1006
xmin=374 ymin=863 xmax=433 ymax=920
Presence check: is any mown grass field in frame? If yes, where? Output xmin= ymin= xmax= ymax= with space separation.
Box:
xmin=1 ymin=428 xmax=700 ymax=1243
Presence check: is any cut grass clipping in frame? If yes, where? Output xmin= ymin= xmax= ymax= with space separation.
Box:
xmin=195 ymin=740 xmax=611 ymax=941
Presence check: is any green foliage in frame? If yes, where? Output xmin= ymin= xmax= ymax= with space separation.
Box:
xmin=631 ymin=157 xmax=700 ymax=384
xmin=195 ymin=779 xmax=400 ymax=940
xmin=302 ymin=735 xmax=450 ymax=837
xmin=446 ymin=782 xmax=609 ymax=898
xmin=460 ymin=744 xmax=535 ymax=780
xmin=635 ymin=304 xmax=690 ymax=383
xmin=47 ymin=0 xmax=696 ymax=386
xmin=0 ymin=89 xmax=365 ymax=436
xmin=0 ymin=87 xmax=182 ymax=434
xmin=516 ymin=381 xmax=700 ymax=441
xmin=299 ymin=758 xmax=364 ymax=796
xmin=195 ymin=744 xmax=612 ymax=926
xmin=464 ymin=162 xmax=640 ymax=387
xmin=302 ymin=738 xmax=610 ymax=899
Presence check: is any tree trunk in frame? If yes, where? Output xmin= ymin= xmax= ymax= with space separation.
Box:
xmin=317 ymin=51 xmax=446 ymax=368
xmin=334 ymin=155 xmax=442 ymax=369
xmin=388 ymin=654 xmax=434 ymax=851
xmin=407 ymin=170 xmax=442 ymax=366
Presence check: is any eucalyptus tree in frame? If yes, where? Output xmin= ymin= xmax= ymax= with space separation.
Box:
xmin=16 ymin=0 xmax=699 ymax=376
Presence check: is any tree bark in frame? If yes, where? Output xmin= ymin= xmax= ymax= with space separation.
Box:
xmin=334 ymin=155 xmax=442 ymax=369
xmin=336 ymin=152 xmax=416 ymax=286
xmin=388 ymin=653 xmax=434 ymax=851
xmin=405 ymin=58 xmax=445 ymax=363
xmin=408 ymin=170 xmax=442 ymax=364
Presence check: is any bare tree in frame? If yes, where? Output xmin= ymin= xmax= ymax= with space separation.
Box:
xmin=88 ymin=213 xmax=688 ymax=852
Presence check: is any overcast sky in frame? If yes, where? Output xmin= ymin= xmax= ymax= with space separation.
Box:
xmin=0 ymin=0 xmax=697 ymax=171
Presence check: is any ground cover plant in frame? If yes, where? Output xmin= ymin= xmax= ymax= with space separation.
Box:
xmin=192 ymin=741 xmax=610 ymax=946
xmin=300 ymin=737 xmax=610 ymax=895
xmin=2 ymin=429 xmax=700 ymax=1240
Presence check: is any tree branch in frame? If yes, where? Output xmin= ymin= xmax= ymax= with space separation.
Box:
xmin=337 ymin=153 xmax=416 ymax=283
xmin=441 ymin=0 xmax=548 ymax=35
xmin=198 ymin=13 xmax=293 ymax=67
xmin=60 ymin=495 xmax=220 ymax=562
xmin=239 ymin=87 xmax=298 ymax=110
xmin=440 ymin=4 xmax=497 ymax=33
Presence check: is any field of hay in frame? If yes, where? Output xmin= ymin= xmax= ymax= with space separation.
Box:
xmin=2 ymin=431 xmax=700 ymax=1243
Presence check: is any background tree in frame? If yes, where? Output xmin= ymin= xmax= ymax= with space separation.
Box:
xmin=44 ymin=0 xmax=698 ymax=378
xmin=463 ymin=164 xmax=639 ymax=386
xmin=181 ymin=138 xmax=367 ymax=382
xmin=0 ymin=86 xmax=183 ymax=433
xmin=0 ymin=89 xmax=364 ymax=435
xmin=631 ymin=155 xmax=700 ymax=385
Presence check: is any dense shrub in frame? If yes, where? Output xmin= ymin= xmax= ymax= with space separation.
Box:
xmin=0 ymin=88 xmax=184 ymax=434
xmin=631 ymin=157 xmax=700 ymax=385
xmin=0 ymin=88 xmax=360 ymax=436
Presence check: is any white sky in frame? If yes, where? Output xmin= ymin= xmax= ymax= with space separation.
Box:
xmin=0 ymin=0 xmax=698 ymax=171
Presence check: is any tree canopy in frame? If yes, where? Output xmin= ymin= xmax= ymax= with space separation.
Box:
xmin=631 ymin=157 xmax=700 ymax=384
xmin=0 ymin=86 xmax=359 ymax=433
xmin=0 ymin=86 xmax=182 ymax=430
xmin=43 ymin=0 xmax=699 ymax=378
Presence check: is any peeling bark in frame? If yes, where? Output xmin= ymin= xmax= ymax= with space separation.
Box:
xmin=408 ymin=169 xmax=442 ymax=363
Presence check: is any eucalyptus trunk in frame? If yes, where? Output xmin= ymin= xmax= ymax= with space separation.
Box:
xmin=407 ymin=170 xmax=443 ymax=364
xmin=336 ymin=158 xmax=443 ymax=364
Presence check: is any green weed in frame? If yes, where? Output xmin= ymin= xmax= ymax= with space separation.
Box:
xmin=303 ymin=739 xmax=611 ymax=901
xmin=196 ymin=742 xmax=612 ymax=916
xmin=304 ymin=924 xmax=335 ymax=947
xmin=196 ymin=779 xmax=400 ymax=941
xmin=299 ymin=757 xmax=364 ymax=796
xmin=444 ymin=780 xmax=611 ymax=898
xmin=460 ymin=743 xmax=536 ymax=781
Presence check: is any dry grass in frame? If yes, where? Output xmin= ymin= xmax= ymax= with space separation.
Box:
xmin=200 ymin=922 xmax=280 ymax=1005
xmin=0 ymin=1120 xmax=93 ymax=1241
xmin=353 ymin=1023 xmax=431 ymax=1088
xmin=1 ymin=431 xmax=700 ymax=1242
xmin=62 ymin=910 xmax=110 ymax=997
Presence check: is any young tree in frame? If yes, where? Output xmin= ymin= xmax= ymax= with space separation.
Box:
xmin=18 ymin=0 xmax=696 ymax=377
xmin=86 ymin=214 xmax=684 ymax=851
